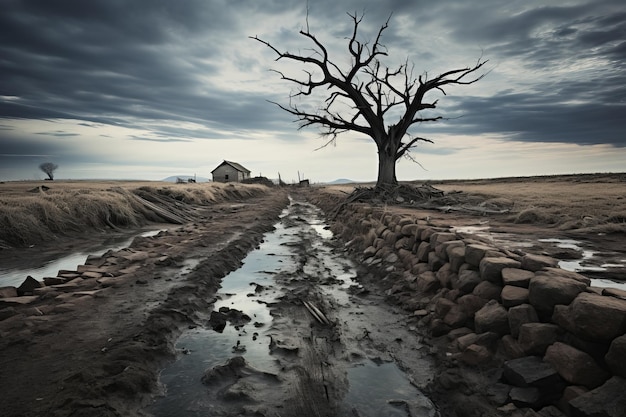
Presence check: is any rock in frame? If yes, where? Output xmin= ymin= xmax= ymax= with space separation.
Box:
xmin=43 ymin=277 xmax=67 ymax=286
xmin=502 ymin=285 xmax=529 ymax=308
xmin=363 ymin=246 xmax=378 ymax=259
xmin=509 ymin=386 xmax=542 ymax=409
xmin=538 ymin=405 xmax=567 ymax=417
xmin=448 ymin=246 xmax=466 ymax=272
xmin=518 ymin=323 xmax=560 ymax=356
xmin=209 ymin=311 xmax=228 ymax=333
xmin=473 ymin=280 xmax=502 ymax=301
xmin=430 ymin=318 xmax=451 ymax=337
xmin=465 ymin=244 xmax=501 ymax=267
xmin=559 ymin=386 xmax=589 ymax=417
xmin=17 ymin=276 xmax=42 ymax=296
xmin=0 ymin=307 xmax=18 ymax=321
xmin=0 ymin=286 xmax=18 ymax=298
xmin=456 ymin=269 xmax=482 ymax=294
xmin=602 ymin=287 xmax=626 ymax=301
xmin=536 ymin=268 xmax=591 ymax=286
xmin=455 ymin=294 xmax=487 ymax=318
xmin=501 ymin=335 xmax=526 ymax=359
xmin=122 ymin=251 xmax=150 ymax=262
xmin=417 ymin=271 xmax=440 ymax=293
xmin=480 ymin=257 xmax=522 ymax=283
xmin=436 ymin=263 xmax=455 ymax=288
xmin=443 ymin=304 xmax=468 ymax=328
xmin=416 ymin=241 xmax=431 ymax=262
xmin=0 ymin=296 xmax=39 ymax=305
xmin=566 ymin=292 xmax=626 ymax=342
xmin=400 ymin=222 xmax=419 ymax=237
xmin=437 ymin=240 xmax=464 ymax=261
xmin=521 ymin=254 xmax=559 ymax=272
xmin=502 ymin=268 xmax=534 ymax=288
xmin=384 ymin=252 xmax=399 ymax=264
xmin=605 ymin=335 xmax=626 ymax=378
xmin=544 ymin=342 xmax=610 ymax=389
xmin=528 ymin=275 xmax=587 ymax=316
xmin=435 ymin=298 xmax=456 ymax=318
xmin=508 ymin=304 xmax=540 ymax=339
xmin=486 ymin=382 xmax=512 ymax=407
xmin=475 ymin=300 xmax=510 ymax=335
xmin=461 ymin=344 xmax=492 ymax=365
xmin=430 ymin=232 xmax=457 ymax=247
xmin=568 ymin=376 xmax=626 ymax=417
xmin=457 ymin=332 xmax=479 ymax=351
xmin=428 ymin=252 xmax=445 ymax=271
xmin=503 ymin=356 xmax=561 ymax=390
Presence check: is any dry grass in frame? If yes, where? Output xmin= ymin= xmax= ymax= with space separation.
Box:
xmin=431 ymin=175 xmax=626 ymax=231
xmin=0 ymin=181 xmax=269 ymax=247
xmin=319 ymin=173 xmax=626 ymax=233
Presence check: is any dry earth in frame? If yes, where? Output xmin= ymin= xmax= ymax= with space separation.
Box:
xmin=0 ymin=174 xmax=624 ymax=417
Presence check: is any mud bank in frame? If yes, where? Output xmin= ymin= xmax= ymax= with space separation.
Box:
xmin=0 ymin=188 xmax=289 ymax=417
xmin=305 ymin=188 xmax=626 ymax=417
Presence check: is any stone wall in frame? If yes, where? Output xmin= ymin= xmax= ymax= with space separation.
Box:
xmin=309 ymin=193 xmax=626 ymax=417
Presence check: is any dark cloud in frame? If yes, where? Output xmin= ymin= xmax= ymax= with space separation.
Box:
xmin=0 ymin=0 xmax=624 ymax=163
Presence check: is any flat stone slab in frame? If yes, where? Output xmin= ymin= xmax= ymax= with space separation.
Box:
xmin=0 ymin=296 xmax=40 ymax=305
xmin=503 ymin=356 xmax=560 ymax=388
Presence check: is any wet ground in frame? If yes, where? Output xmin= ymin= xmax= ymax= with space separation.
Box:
xmin=2 ymin=185 xmax=624 ymax=417
xmin=148 ymin=198 xmax=436 ymax=416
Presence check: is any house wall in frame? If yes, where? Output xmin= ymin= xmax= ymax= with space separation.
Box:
xmin=212 ymin=165 xmax=250 ymax=182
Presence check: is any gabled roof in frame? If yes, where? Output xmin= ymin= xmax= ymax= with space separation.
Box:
xmin=211 ymin=160 xmax=250 ymax=174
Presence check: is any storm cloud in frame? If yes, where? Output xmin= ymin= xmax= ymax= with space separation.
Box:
xmin=1 ymin=0 xmax=624 ymax=181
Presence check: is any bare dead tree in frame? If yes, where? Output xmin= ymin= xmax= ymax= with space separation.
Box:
xmin=39 ymin=162 xmax=58 ymax=180
xmin=251 ymin=12 xmax=487 ymax=188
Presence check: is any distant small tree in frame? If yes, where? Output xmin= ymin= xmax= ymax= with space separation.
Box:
xmin=39 ymin=162 xmax=58 ymax=180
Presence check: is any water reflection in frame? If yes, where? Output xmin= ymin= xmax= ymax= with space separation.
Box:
xmin=0 ymin=229 xmax=166 ymax=287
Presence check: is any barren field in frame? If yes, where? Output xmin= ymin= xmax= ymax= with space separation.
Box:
xmin=0 ymin=174 xmax=624 ymax=417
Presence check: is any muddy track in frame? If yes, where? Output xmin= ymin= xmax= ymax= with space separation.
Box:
xmin=148 ymin=198 xmax=437 ymax=417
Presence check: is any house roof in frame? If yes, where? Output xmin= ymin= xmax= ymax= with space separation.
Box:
xmin=211 ymin=160 xmax=250 ymax=174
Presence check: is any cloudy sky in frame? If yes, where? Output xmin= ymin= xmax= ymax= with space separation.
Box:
xmin=1 ymin=0 xmax=624 ymax=183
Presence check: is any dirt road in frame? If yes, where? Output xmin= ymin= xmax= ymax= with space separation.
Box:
xmin=1 ymin=177 xmax=625 ymax=416
xmin=147 ymin=198 xmax=437 ymax=416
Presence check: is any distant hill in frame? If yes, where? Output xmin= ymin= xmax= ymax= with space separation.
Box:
xmin=162 ymin=175 xmax=209 ymax=183
xmin=326 ymin=178 xmax=355 ymax=184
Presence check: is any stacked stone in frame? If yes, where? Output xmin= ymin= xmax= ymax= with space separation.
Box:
xmin=322 ymin=198 xmax=626 ymax=417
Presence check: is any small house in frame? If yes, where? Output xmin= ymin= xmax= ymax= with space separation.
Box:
xmin=211 ymin=160 xmax=251 ymax=183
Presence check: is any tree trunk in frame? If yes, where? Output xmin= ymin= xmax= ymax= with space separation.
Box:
xmin=376 ymin=148 xmax=398 ymax=188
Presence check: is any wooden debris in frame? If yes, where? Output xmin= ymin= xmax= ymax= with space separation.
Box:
xmin=302 ymin=300 xmax=330 ymax=325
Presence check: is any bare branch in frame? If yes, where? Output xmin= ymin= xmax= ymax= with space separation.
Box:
xmin=251 ymin=12 xmax=487 ymax=187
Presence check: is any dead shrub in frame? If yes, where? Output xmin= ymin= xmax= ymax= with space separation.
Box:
xmin=514 ymin=208 xmax=549 ymax=224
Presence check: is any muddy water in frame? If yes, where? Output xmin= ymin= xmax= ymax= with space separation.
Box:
xmin=0 ymin=228 xmax=168 ymax=287
xmin=453 ymin=226 xmax=626 ymax=291
xmin=149 ymin=199 xmax=436 ymax=417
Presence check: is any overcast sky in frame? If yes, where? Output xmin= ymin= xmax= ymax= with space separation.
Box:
xmin=1 ymin=0 xmax=624 ymax=183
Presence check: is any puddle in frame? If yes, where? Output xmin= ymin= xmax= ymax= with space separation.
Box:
xmin=340 ymin=360 xmax=433 ymax=417
xmin=452 ymin=225 xmax=625 ymax=290
xmin=149 ymin=199 xmax=433 ymax=416
xmin=149 ymin=206 xmax=297 ymax=416
xmin=538 ymin=238 xmax=626 ymax=291
xmin=0 ymin=228 xmax=168 ymax=287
